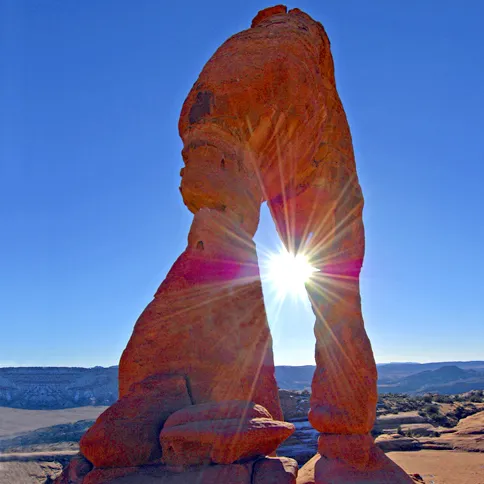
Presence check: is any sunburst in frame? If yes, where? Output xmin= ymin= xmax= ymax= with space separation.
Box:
xmin=265 ymin=246 xmax=318 ymax=301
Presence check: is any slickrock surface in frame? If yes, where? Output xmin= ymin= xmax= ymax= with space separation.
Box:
xmin=80 ymin=375 xmax=191 ymax=467
xmin=375 ymin=433 xmax=421 ymax=452
xmin=454 ymin=409 xmax=484 ymax=434
xmin=373 ymin=411 xmax=427 ymax=434
xmin=419 ymin=410 xmax=484 ymax=452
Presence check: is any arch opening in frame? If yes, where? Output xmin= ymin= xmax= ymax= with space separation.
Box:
xmin=254 ymin=202 xmax=316 ymax=371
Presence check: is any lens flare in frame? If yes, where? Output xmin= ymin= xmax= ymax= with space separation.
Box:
xmin=266 ymin=248 xmax=318 ymax=300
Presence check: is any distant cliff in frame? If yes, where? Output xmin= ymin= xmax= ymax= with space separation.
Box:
xmin=1 ymin=362 xmax=483 ymax=409
xmin=0 ymin=367 xmax=118 ymax=409
xmin=378 ymin=365 xmax=484 ymax=394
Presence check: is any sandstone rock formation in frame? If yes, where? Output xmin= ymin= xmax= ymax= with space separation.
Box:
xmin=79 ymin=374 xmax=191 ymax=468
xmin=419 ymin=410 xmax=484 ymax=452
xmin=56 ymin=4 xmax=414 ymax=483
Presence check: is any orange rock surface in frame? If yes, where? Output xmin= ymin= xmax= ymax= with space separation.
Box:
xmin=80 ymin=374 xmax=191 ymax=468
xmin=163 ymin=400 xmax=272 ymax=428
xmin=118 ymin=209 xmax=283 ymax=421
xmin=160 ymin=401 xmax=294 ymax=467
xmin=161 ymin=417 xmax=294 ymax=466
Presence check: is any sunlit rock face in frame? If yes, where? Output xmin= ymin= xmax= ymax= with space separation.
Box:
xmin=61 ymin=5 xmax=414 ymax=483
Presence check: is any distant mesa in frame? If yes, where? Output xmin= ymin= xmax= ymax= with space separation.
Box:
xmin=1 ymin=362 xmax=483 ymax=410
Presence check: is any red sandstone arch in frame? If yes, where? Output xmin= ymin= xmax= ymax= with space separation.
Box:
xmin=119 ymin=5 xmax=377 ymax=434
xmin=74 ymin=7 xmax=414 ymax=483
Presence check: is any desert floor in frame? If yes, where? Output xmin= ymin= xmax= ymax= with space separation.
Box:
xmin=0 ymin=406 xmax=107 ymax=437
xmin=388 ymin=450 xmax=484 ymax=484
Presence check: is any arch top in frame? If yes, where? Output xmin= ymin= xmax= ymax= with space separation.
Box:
xmin=251 ymin=5 xmax=287 ymax=28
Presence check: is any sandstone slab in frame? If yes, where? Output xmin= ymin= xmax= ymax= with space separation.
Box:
xmin=418 ymin=410 xmax=484 ymax=452
xmin=399 ymin=423 xmax=438 ymax=437
xmin=160 ymin=415 xmax=294 ymax=466
xmin=375 ymin=433 xmax=421 ymax=452
xmin=163 ymin=400 xmax=272 ymax=428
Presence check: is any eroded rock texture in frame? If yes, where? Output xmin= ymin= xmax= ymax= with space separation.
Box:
xmin=80 ymin=374 xmax=191 ymax=467
xmin=62 ymin=4 xmax=411 ymax=483
xmin=160 ymin=401 xmax=294 ymax=467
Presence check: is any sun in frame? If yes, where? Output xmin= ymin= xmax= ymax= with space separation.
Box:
xmin=266 ymin=248 xmax=318 ymax=300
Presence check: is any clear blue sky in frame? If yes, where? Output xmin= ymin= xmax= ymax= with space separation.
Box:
xmin=1 ymin=0 xmax=483 ymax=368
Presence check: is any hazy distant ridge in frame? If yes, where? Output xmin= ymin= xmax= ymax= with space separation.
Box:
xmin=1 ymin=362 xmax=483 ymax=409
xmin=0 ymin=366 xmax=118 ymax=409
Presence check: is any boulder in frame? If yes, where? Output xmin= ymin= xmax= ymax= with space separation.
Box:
xmin=163 ymin=399 xmax=272 ymax=427
xmin=80 ymin=374 xmax=191 ymax=468
xmin=161 ymin=416 xmax=294 ymax=466
xmin=159 ymin=400 xmax=293 ymax=467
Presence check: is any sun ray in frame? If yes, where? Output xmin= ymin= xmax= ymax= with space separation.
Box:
xmin=262 ymin=246 xmax=318 ymax=301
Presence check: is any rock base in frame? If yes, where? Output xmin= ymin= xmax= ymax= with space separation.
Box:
xmin=297 ymin=453 xmax=421 ymax=484
xmin=55 ymin=456 xmax=297 ymax=484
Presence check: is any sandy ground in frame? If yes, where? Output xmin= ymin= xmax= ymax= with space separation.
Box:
xmin=388 ymin=450 xmax=484 ymax=484
xmin=0 ymin=449 xmax=483 ymax=483
xmin=0 ymin=406 xmax=107 ymax=438
xmin=0 ymin=460 xmax=63 ymax=484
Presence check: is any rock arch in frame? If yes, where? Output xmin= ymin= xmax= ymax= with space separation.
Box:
xmin=69 ymin=6 xmax=415 ymax=483
xmin=119 ymin=3 xmax=377 ymax=436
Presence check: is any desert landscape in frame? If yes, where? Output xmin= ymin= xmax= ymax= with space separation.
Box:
xmin=1 ymin=363 xmax=483 ymax=483
xmin=2 ymin=1 xmax=483 ymax=483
